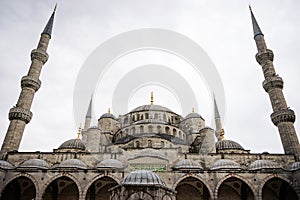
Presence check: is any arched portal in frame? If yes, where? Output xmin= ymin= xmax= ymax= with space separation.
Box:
xmin=262 ymin=177 xmax=298 ymax=200
xmin=85 ymin=176 xmax=118 ymax=200
xmin=1 ymin=176 xmax=36 ymax=200
xmin=217 ymin=177 xmax=254 ymax=200
xmin=175 ymin=177 xmax=210 ymax=200
xmin=43 ymin=176 xmax=79 ymax=200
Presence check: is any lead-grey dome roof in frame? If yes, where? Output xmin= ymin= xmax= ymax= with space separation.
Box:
xmin=130 ymin=104 xmax=172 ymax=113
xmin=57 ymin=159 xmax=87 ymax=169
xmin=122 ymin=170 xmax=165 ymax=186
xmin=173 ymin=159 xmax=203 ymax=170
xmin=185 ymin=112 xmax=203 ymax=120
xmin=211 ymin=159 xmax=241 ymax=170
xmin=248 ymin=160 xmax=280 ymax=170
xmin=289 ymin=162 xmax=300 ymax=171
xmin=58 ymin=139 xmax=86 ymax=150
xmin=100 ymin=113 xmax=116 ymax=119
xmin=96 ymin=159 xmax=124 ymax=169
xmin=19 ymin=159 xmax=50 ymax=169
xmin=0 ymin=160 xmax=14 ymax=169
xmin=216 ymin=140 xmax=244 ymax=150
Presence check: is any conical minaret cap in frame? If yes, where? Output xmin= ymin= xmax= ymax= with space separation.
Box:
xmin=86 ymin=96 xmax=92 ymax=118
xmin=249 ymin=5 xmax=264 ymax=39
xmin=214 ymin=95 xmax=220 ymax=119
xmin=42 ymin=4 xmax=57 ymax=37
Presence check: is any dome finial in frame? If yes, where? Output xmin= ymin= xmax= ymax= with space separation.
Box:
xmin=221 ymin=128 xmax=225 ymax=140
xmin=108 ymin=108 xmax=111 ymax=114
xmin=192 ymin=107 xmax=195 ymax=113
xmin=77 ymin=124 xmax=82 ymax=139
xmin=54 ymin=3 xmax=57 ymax=12
xmin=150 ymin=91 xmax=154 ymax=105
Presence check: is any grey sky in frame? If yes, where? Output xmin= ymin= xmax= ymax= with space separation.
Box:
xmin=0 ymin=0 xmax=299 ymax=153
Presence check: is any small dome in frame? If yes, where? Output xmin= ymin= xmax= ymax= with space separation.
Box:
xmin=216 ymin=140 xmax=244 ymax=150
xmin=58 ymin=139 xmax=86 ymax=150
xmin=185 ymin=112 xmax=203 ymax=120
xmin=289 ymin=162 xmax=300 ymax=171
xmin=248 ymin=160 xmax=280 ymax=170
xmin=100 ymin=113 xmax=116 ymax=120
xmin=173 ymin=159 xmax=203 ymax=170
xmin=122 ymin=170 xmax=165 ymax=186
xmin=20 ymin=159 xmax=50 ymax=169
xmin=0 ymin=160 xmax=14 ymax=169
xmin=58 ymin=159 xmax=87 ymax=169
xmin=96 ymin=159 xmax=124 ymax=169
xmin=130 ymin=104 xmax=172 ymax=113
xmin=211 ymin=159 xmax=241 ymax=170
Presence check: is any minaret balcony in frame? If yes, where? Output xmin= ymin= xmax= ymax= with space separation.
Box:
xmin=255 ymin=49 xmax=274 ymax=64
xmin=21 ymin=76 xmax=41 ymax=91
xmin=8 ymin=107 xmax=33 ymax=124
xmin=262 ymin=76 xmax=283 ymax=92
xmin=271 ymin=108 xmax=295 ymax=126
xmin=31 ymin=49 xmax=49 ymax=64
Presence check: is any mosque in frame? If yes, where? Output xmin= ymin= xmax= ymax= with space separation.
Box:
xmin=0 ymin=4 xmax=299 ymax=200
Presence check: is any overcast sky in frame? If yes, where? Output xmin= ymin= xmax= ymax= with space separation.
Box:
xmin=0 ymin=0 xmax=299 ymax=154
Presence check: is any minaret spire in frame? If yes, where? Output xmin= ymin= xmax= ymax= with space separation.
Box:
xmin=0 ymin=5 xmax=57 ymax=158
xmin=250 ymin=7 xmax=300 ymax=161
xmin=214 ymin=95 xmax=223 ymax=141
xmin=84 ymin=96 xmax=92 ymax=129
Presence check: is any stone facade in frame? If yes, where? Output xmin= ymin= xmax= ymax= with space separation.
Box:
xmin=0 ymin=6 xmax=300 ymax=200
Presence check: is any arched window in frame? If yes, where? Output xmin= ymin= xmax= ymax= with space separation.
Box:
xmin=148 ymin=125 xmax=153 ymax=133
xmin=173 ymin=128 xmax=177 ymax=136
xmin=140 ymin=126 xmax=144 ymax=133
xmin=154 ymin=113 xmax=159 ymax=120
xmin=165 ymin=127 xmax=170 ymax=134
xmin=148 ymin=140 xmax=152 ymax=148
xmin=157 ymin=125 xmax=162 ymax=133
xmin=136 ymin=141 xmax=140 ymax=148
xmin=161 ymin=141 xmax=165 ymax=148
xmin=132 ymin=127 xmax=136 ymax=134
xmin=145 ymin=113 xmax=149 ymax=119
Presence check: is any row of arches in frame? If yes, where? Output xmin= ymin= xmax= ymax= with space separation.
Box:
xmin=116 ymin=125 xmax=186 ymax=142
xmin=0 ymin=174 xmax=298 ymax=200
xmin=123 ymin=112 xmax=178 ymax=125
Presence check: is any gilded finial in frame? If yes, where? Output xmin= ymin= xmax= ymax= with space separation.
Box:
xmin=192 ymin=107 xmax=195 ymax=113
xmin=150 ymin=92 xmax=154 ymax=105
xmin=54 ymin=3 xmax=57 ymax=12
xmin=77 ymin=124 xmax=82 ymax=139
xmin=221 ymin=128 xmax=225 ymax=140
xmin=108 ymin=108 xmax=111 ymax=114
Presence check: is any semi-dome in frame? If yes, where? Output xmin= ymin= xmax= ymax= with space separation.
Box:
xmin=19 ymin=159 xmax=50 ymax=169
xmin=211 ymin=159 xmax=241 ymax=170
xmin=58 ymin=139 xmax=86 ymax=150
xmin=173 ymin=159 xmax=203 ymax=170
xmin=216 ymin=140 xmax=244 ymax=150
xmin=185 ymin=112 xmax=203 ymax=120
xmin=96 ymin=159 xmax=124 ymax=169
xmin=0 ymin=160 xmax=14 ymax=169
xmin=99 ymin=113 xmax=116 ymax=120
xmin=122 ymin=170 xmax=165 ymax=186
xmin=130 ymin=104 xmax=172 ymax=113
xmin=57 ymin=159 xmax=87 ymax=169
xmin=248 ymin=160 xmax=280 ymax=170
xmin=289 ymin=162 xmax=300 ymax=171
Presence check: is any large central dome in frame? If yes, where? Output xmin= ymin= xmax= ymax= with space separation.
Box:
xmin=130 ymin=104 xmax=173 ymax=113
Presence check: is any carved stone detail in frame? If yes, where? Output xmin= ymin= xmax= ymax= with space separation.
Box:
xmin=31 ymin=49 xmax=49 ymax=64
xmin=271 ymin=109 xmax=295 ymax=126
xmin=21 ymin=75 xmax=41 ymax=91
xmin=255 ymin=49 xmax=274 ymax=64
xmin=262 ymin=76 xmax=283 ymax=92
xmin=8 ymin=107 xmax=33 ymax=124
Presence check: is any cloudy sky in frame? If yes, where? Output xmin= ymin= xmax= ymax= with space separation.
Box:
xmin=0 ymin=0 xmax=299 ymax=154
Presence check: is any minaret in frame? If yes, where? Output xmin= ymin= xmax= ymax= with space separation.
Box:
xmin=0 ymin=5 xmax=57 ymax=158
xmin=250 ymin=6 xmax=300 ymax=160
xmin=84 ymin=97 xmax=92 ymax=129
xmin=214 ymin=96 xmax=223 ymax=141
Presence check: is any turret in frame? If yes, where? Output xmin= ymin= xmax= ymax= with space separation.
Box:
xmin=0 ymin=5 xmax=57 ymax=158
xmin=250 ymin=6 xmax=300 ymax=160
